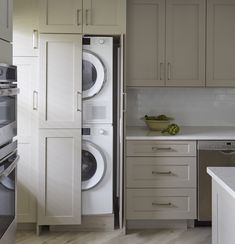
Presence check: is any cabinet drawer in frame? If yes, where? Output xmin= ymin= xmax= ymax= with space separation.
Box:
xmin=127 ymin=141 xmax=196 ymax=157
xmin=126 ymin=157 xmax=196 ymax=188
xmin=126 ymin=189 xmax=196 ymax=220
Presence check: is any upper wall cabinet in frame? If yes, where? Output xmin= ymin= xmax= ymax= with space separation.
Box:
xmin=83 ymin=0 xmax=126 ymax=34
xmin=127 ymin=0 xmax=165 ymax=86
xmin=127 ymin=0 xmax=205 ymax=87
xmin=39 ymin=0 xmax=126 ymax=34
xmin=13 ymin=0 xmax=39 ymax=57
xmin=39 ymin=0 xmax=83 ymax=34
xmin=207 ymin=0 xmax=235 ymax=87
xmin=165 ymin=0 xmax=205 ymax=87
xmin=0 ymin=0 xmax=12 ymax=42
xmin=39 ymin=34 xmax=82 ymax=129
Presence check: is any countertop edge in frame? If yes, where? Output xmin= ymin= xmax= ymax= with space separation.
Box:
xmin=207 ymin=167 xmax=235 ymax=199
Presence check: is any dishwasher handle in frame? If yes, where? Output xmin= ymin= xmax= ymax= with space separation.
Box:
xmin=220 ymin=150 xmax=235 ymax=155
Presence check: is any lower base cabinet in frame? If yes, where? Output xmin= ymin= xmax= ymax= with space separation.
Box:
xmin=126 ymin=140 xmax=197 ymax=221
xmin=38 ymin=129 xmax=81 ymax=225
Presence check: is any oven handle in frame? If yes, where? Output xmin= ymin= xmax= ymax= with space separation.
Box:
xmin=0 ymin=155 xmax=19 ymax=180
xmin=0 ymin=88 xmax=20 ymax=96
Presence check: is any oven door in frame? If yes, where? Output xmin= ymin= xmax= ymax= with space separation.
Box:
xmin=0 ymin=148 xmax=19 ymax=244
xmin=0 ymin=88 xmax=19 ymax=147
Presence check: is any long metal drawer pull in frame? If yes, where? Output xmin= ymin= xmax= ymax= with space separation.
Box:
xmin=152 ymin=171 xmax=172 ymax=175
xmin=152 ymin=202 xmax=172 ymax=206
xmin=152 ymin=147 xmax=172 ymax=151
xmin=85 ymin=9 xmax=90 ymax=25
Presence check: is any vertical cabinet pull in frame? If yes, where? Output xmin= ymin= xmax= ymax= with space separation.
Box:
xmin=123 ymin=92 xmax=127 ymax=113
xmin=167 ymin=62 xmax=171 ymax=80
xmin=33 ymin=91 xmax=38 ymax=110
xmin=77 ymin=92 xmax=82 ymax=112
xmin=77 ymin=9 xmax=82 ymax=26
xmin=160 ymin=62 xmax=164 ymax=80
xmin=85 ymin=9 xmax=91 ymax=25
xmin=33 ymin=30 xmax=38 ymax=49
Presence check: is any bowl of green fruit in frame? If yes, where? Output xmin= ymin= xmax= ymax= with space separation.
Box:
xmin=144 ymin=114 xmax=173 ymax=131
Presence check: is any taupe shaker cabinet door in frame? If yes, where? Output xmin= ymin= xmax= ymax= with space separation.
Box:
xmin=39 ymin=0 xmax=83 ymax=33
xmin=39 ymin=0 xmax=126 ymax=34
xmin=127 ymin=0 xmax=165 ymax=86
xmin=207 ymin=0 xmax=235 ymax=87
xmin=39 ymin=34 xmax=82 ymax=129
xmin=38 ymin=130 xmax=81 ymax=225
xmin=0 ymin=0 xmax=12 ymax=42
xmin=83 ymin=0 xmax=126 ymax=34
xmin=13 ymin=0 xmax=39 ymax=56
xmin=165 ymin=0 xmax=206 ymax=87
xmin=127 ymin=0 xmax=206 ymax=87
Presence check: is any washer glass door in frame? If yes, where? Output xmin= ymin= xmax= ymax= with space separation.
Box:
xmin=82 ymin=50 xmax=106 ymax=99
xmin=82 ymin=141 xmax=106 ymax=190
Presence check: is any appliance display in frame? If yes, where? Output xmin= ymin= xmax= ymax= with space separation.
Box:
xmin=0 ymin=64 xmax=18 ymax=147
xmin=198 ymin=141 xmax=235 ymax=221
xmin=0 ymin=141 xmax=19 ymax=244
xmin=82 ymin=37 xmax=113 ymax=124
xmin=82 ymin=124 xmax=113 ymax=215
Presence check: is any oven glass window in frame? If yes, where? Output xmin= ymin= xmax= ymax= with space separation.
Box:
xmin=0 ymin=96 xmax=16 ymax=127
xmin=0 ymin=155 xmax=16 ymax=238
xmin=82 ymin=60 xmax=97 ymax=91
xmin=82 ymin=150 xmax=97 ymax=181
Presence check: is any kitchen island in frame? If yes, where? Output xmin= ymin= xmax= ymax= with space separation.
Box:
xmin=207 ymin=167 xmax=235 ymax=244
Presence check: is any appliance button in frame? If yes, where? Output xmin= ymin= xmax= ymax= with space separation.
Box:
xmin=99 ymin=39 xmax=105 ymax=44
xmin=99 ymin=129 xmax=105 ymax=135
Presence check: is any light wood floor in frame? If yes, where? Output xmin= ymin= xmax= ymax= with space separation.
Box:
xmin=16 ymin=227 xmax=211 ymax=244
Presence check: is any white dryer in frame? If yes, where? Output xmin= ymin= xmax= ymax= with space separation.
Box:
xmin=82 ymin=124 xmax=113 ymax=215
xmin=82 ymin=36 xmax=113 ymax=124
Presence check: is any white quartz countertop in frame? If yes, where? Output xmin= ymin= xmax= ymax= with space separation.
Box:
xmin=126 ymin=126 xmax=235 ymax=140
xmin=207 ymin=167 xmax=235 ymax=199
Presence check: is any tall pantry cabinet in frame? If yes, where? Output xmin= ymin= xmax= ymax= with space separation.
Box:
xmin=38 ymin=34 xmax=82 ymax=225
xmin=13 ymin=0 xmax=39 ymax=224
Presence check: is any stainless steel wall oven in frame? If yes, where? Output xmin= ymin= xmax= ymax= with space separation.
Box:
xmin=0 ymin=64 xmax=18 ymax=147
xmin=0 ymin=64 xmax=19 ymax=244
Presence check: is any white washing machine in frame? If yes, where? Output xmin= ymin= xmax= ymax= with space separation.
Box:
xmin=82 ymin=124 xmax=113 ymax=215
xmin=82 ymin=36 xmax=113 ymax=124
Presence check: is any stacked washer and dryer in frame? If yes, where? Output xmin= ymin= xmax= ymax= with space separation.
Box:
xmin=82 ymin=36 xmax=116 ymax=216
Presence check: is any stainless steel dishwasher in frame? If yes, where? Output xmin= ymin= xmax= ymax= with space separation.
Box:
xmin=198 ymin=141 xmax=235 ymax=221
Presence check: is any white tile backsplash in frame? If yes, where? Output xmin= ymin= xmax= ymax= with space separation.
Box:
xmin=127 ymin=87 xmax=235 ymax=126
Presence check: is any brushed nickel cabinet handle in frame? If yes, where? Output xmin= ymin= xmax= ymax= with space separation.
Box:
xmin=152 ymin=147 xmax=172 ymax=151
xmin=33 ymin=91 xmax=38 ymax=110
xmin=167 ymin=62 xmax=171 ymax=80
xmin=152 ymin=171 xmax=172 ymax=175
xmin=85 ymin=9 xmax=91 ymax=25
xmin=152 ymin=202 xmax=172 ymax=206
xmin=33 ymin=30 xmax=38 ymax=49
xmin=77 ymin=91 xmax=82 ymax=112
xmin=77 ymin=9 xmax=81 ymax=26
xmin=160 ymin=62 xmax=164 ymax=80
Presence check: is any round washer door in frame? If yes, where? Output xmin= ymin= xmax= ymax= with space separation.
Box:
xmin=82 ymin=50 xmax=106 ymax=99
xmin=82 ymin=141 xmax=106 ymax=190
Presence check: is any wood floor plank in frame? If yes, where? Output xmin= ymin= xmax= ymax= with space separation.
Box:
xmin=16 ymin=228 xmax=211 ymax=244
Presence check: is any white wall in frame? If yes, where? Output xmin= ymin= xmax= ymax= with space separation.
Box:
xmin=127 ymin=87 xmax=235 ymax=126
